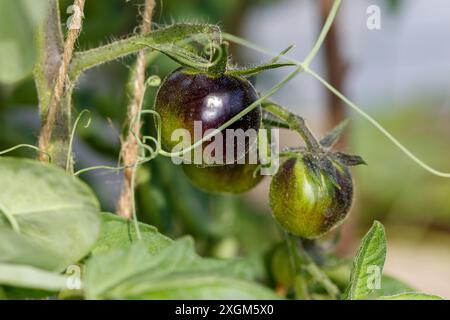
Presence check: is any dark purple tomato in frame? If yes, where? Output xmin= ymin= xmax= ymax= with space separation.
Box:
xmin=154 ymin=68 xmax=262 ymax=164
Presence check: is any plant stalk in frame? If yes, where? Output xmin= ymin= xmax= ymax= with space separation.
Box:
xmin=69 ymin=24 xmax=220 ymax=81
xmin=262 ymin=101 xmax=321 ymax=152
xmin=37 ymin=0 xmax=85 ymax=170
xmin=286 ymin=233 xmax=340 ymax=300
xmin=34 ymin=0 xmax=64 ymax=114
xmin=116 ymin=0 xmax=156 ymax=219
xmin=262 ymin=110 xmax=290 ymax=129
xmin=285 ymin=233 xmax=310 ymax=300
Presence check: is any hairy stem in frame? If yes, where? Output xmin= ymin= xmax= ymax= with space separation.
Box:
xmin=37 ymin=0 xmax=85 ymax=170
xmin=285 ymin=233 xmax=310 ymax=299
xmin=69 ymin=35 xmax=149 ymax=80
xmin=262 ymin=101 xmax=321 ymax=151
xmin=69 ymin=24 xmax=220 ymax=81
xmin=299 ymin=242 xmax=340 ymax=299
xmin=262 ymin=110 xmax=290 ymax=129
xmin=286 ymin=234 xmax=340 ymax=300
xmin=116 ymin=0 xmax=156 ymax=219
xmin=34 ymin=0 xmax=64 ymax=113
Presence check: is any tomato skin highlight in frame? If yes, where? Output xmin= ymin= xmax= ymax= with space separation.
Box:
xmin=269 ymin=156 xmax=353 ymax=239
xmin=154 ymin=68 xmax=262 ymax=164
xmin=182 ymin=163 xmax=263 ymax=194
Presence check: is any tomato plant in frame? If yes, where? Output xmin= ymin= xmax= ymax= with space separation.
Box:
xmin=0 ymin=0 xmax=447 ymax=301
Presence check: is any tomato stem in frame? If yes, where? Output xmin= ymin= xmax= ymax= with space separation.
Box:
xmin=286 ymin=233 xmax=341 ymax=300
xmin=207 ymin=42 xmax=229 ymax=76
xmin=262 ymin=101 xmax=321 ymax=152
xmin=262 ymin=110 xmax=290 ymax=129
xmin=285 ymin=233 xmax=310 ymax=300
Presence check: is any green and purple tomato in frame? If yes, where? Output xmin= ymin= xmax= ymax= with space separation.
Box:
xmin=269 ymin=155 xmax=353 ymax=239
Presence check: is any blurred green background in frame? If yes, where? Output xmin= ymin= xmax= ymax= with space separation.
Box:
xmin=0 ymin=0 xmax=449 ymax=297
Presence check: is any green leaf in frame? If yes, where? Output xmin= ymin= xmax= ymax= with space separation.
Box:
xmin=333 ymin=152 xmax=367 ymax=167
xmin=85 ymin=241 xmax=171 ymax=299
xmin=0 ymin=158 xmax=101 ymax=272
xmin=0 ymin=0 xmax=49 ymax=83
xmin=320 ymin=119 xmax=350 ymax=148
xmin=114 ymin=275 xmax=280 ymax=300
xmin=345 ymin=221 xmax=387 ymax=300
xmin=323 ymin=261 xmax=414 ymax=297
xmin=0 ymin=263 xmax=67 ymax=291
xmin=270 ymin=44 xmax=295 ymax=64
xmin=0 ymin=287 xmax=6 ymax=299
xmin=0 ymin=286 xmax=53 ymax=300
xmin=379 ymin=293 xmax=444 ymax=300
xmin=90 ymin=212 xmax=172 ymax=256
xmin=228 ymin=44 xmax=296 ymax=77
xmin=227 ymin=62 xmax=296 ymax=77
xmin=85 ymin=238 xmax=279 ymax=300
xmin=377 ymin=275 xmax=414 ymax=297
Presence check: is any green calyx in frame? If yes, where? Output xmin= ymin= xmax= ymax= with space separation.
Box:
xmin=207 ymin=42 xmax=229 ymax=77
xmin=206 ymin=41 xmax=296 ymax=78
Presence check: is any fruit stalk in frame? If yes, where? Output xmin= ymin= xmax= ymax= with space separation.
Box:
xmin=286 ymin=234 xmax=340 ymax=299
xmin=285 ymin=233 xmax=310 ymax=299
xmin=262 ymin=101 xmax=321 ymax=151
xmin=117 ymin=0 xmax=156 ymax=219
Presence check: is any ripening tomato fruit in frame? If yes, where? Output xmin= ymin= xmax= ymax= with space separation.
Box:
xmin=269 ymin=155 xmax=353 ymax=239
xmin=154 ymin=68 xmax=261 ymax=164
xmin=181 ymin=126 xmax=273 ymax=194
xmin=182 ymin=162 xmax=262 ymax=194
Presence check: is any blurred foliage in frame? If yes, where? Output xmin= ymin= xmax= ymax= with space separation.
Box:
xmin=352 ymin=105 xmax=450 ymax=228
xmin=0 ymin=1 xmax=49 ymax=83
xmin=386 ymin=0 xmax=402 ymax=12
